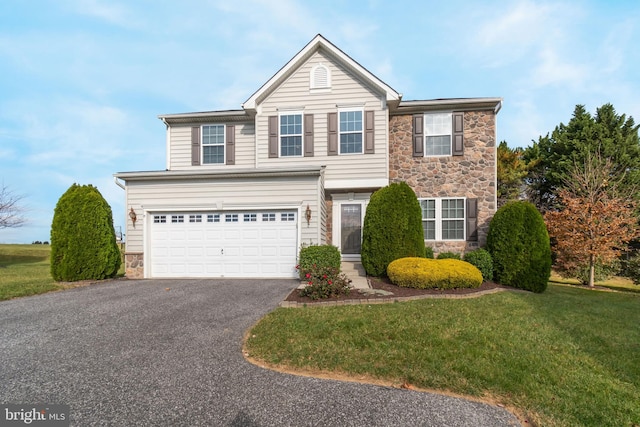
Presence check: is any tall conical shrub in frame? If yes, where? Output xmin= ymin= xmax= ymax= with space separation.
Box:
xmin=50 ymin=184 xmax=121 ymax=281
xmin=486 ymin=201 xmax=551 ymax=293
xmin=361 ymin=182 xmax=425 ymax=276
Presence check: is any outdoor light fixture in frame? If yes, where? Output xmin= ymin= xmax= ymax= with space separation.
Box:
xmin=129 ymin=208 xmax=137 ymax=225
xmin=305 ymin=204 xmax=312 ymax=226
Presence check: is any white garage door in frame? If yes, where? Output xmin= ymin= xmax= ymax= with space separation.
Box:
xmin=149 ymin=210 xmax=298 ymax=278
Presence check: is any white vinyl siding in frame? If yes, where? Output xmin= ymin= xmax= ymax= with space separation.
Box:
xmin=168 ymin=122 xmax=254 ymax=170
xmin=420 ymin=198 xmax=465 ymax=241
xmin=123 ymin=174 xmax=322 ymax=254
xmin=257 ymin=50 xmax=388 ymax=188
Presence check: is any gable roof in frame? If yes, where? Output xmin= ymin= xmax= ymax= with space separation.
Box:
xmin=242 ymin=34 xmax=402 ymax=112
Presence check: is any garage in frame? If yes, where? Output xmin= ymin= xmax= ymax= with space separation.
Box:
xmin=149 ymin=210 xmax=298 ymax=278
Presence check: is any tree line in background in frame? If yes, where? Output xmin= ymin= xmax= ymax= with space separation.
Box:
xmin=498 ymin=103 xmax=640 ymax=287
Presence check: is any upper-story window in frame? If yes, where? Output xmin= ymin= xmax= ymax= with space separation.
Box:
xmin=202 ymin=124 xmax=225 ymax=164
xmin=339 ymin=110 xmax=363 ymax=154
xmin=279 ymin=113 xmax=303 ymax=157
xmin=424 ymin=112 xmax=452 ymax=156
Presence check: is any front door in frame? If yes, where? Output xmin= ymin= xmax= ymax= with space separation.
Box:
xmin=341 ymin=204 xmax=362 ymax=255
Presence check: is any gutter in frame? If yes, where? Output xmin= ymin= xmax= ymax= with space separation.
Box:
xmin=114 ymin=176 xmax=125 ymax=190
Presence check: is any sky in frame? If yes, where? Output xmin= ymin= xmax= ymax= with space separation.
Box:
xmin=1 ymin=0 xmax=639 ymax=244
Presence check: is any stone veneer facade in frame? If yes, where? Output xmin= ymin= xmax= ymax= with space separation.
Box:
xmin=389 ymin=111 xmax=497 ymax=254
xmin=124 ymin=252 xmax=144 ymax=279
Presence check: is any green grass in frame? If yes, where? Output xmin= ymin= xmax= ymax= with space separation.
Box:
xmin=0 ymin=244 xmax=125 ymax=301
xmin=0 ymin=244 xmax=62 ymax=300
xmin=246 ymin=285 xmax=640 ymax=427
xmin=550 ymin=271 xmax=640 ymax=294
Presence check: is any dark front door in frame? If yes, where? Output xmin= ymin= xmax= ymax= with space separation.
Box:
xmin=341 ymin=204 xmax=362 ymax=255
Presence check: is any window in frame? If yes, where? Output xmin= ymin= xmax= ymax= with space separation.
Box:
xmin=225 ymin=214 xmax=238 ymax=223
xmin=424 ymin=112 xmax=452 ymax=156
xmin=153 ymin=215 xmax=166 ymax=224
xmin=280 ymin=114 xmax=302 ymax=156
xmin=243 ymin=213 xmax=257 ymax=222
xmin=202 ymin=125 xmax=225 ymax=164
xmin=207 ymin=214 xmax=220 ymax=223
xmin=189 ymin=214 xmax=202 ymax=223
xmin=262 ymin=213 xmax=276 ymax=222
xmin=171 ymin=215 xmax=184 ymax=223
xmin=281 ymin=213 xmax=295 ymax=222
xmin=420 ymin=198 xmax=465 ymax=240
xmin=339 ymin=110 xmax=363 ymax=154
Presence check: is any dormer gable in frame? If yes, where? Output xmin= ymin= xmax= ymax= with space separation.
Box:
xmin=242 ymin=34 xmax=401 ymax=113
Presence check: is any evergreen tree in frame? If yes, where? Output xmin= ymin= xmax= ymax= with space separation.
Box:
xmin=50 ymin=184 xmax=121 ymax=281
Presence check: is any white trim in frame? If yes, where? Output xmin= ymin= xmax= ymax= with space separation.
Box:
xmin=419 ymin=197 xmax=466 ymax=241
xmin=310 ymin=63 xmax=331 ymax=90
xmin=424 ymin=112 xmax=453 ymax=157
xmin=332 ymin=194 xmax=370 ymax=260
xmin=201 ymin=124 xmax=226 ymax=165
xmin=242 ymin=34 xmax=400 ymax=111
xmin=278 ymin=111 xmax=304 ymax=158
xmin=338 ymin=108 xmax=364 ymax=155
xmin=325 ymin=178 xmax=388 ymax=190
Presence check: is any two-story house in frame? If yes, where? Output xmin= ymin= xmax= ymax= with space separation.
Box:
xmin=114 ymin=34 xmax=501 ymax=279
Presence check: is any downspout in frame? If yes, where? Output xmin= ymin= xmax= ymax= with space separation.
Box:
xmin=161 ymin=117 xmax=171 ymax=170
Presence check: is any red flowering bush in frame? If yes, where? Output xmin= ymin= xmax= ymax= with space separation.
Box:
xmin=297 ymin=264 xmax=351 ymax=300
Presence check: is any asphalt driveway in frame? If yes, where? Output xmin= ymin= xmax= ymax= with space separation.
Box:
xmin=0 ymin=279 xmax=520 ymax=426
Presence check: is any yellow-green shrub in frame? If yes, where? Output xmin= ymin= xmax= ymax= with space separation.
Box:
xmin=387 ymin=257 xmax=483 ymax=289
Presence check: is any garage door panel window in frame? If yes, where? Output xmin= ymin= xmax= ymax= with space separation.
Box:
xmin=150 ymin=210 xmax=299 ymax=278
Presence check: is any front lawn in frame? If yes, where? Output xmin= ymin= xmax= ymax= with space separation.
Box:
xmin=246 ymin=285 xmax=640 ymax=427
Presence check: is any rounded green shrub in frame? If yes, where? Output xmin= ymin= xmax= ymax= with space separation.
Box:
xmin=361 ymin=182 xmax=425 ymax=276
xmin=424 ymin=246 xmax=434 ymax=259
xmin=387 ymin=257 xmax=483 ymax=290
xmin=436 ymin=251 xmax=461 ymax=260
xmin=463 ymin=248 xmax=494 ymax=282
xmin=298 ymin=244 xmax=341 ymax=279
xmin=50 ymin=184 xmax=121 ymax=282
xmin=486 ymin=201 xmax=551 ymax=293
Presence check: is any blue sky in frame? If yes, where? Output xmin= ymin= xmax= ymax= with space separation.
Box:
xmin=1 ymin=0 xmax=639 ymax=244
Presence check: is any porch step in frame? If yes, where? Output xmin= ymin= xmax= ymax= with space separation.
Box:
xmin=341 ymin=261 xmax=370 ymax=289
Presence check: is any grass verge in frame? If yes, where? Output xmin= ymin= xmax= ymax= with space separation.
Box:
xmin=0 ymin=244 xmax=125 ymax=301
xmin=245 ymin=285 xmax=640 ymax=427
xmin=0 ymin=244 xmax=62 ymax=300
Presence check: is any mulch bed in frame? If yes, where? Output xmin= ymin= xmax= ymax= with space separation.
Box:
xmin=284 ymin=276 xmax=509 ymax=304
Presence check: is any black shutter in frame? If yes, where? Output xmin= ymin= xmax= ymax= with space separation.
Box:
xmin=268 ymin=116 xmax=278 ymax=158
xmin=225 ymin=124 xmax=235 ymax=165
xmin=304 ymin=114 xmax=314 ymax=157
xmin=364 ymin=110 xmax=375 ymax=154
xmin=452 ymin=112 xmax=464 ymax=156
xmin=191 ymin=126 xmax=200 ymax=166
xmin=413 ymin=114 xmax=424 ymax=157
xmin=327 ymin=112 xmax=338 ymax=155
xmin=466 ymin=198 xmax=478 ymax=241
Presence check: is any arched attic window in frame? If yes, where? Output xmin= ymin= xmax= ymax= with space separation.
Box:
xmin=310 ymin=63 xmax=331 ymax=91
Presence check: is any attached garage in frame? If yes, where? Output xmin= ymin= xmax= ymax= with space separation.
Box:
xmin=149 ymin=210 xmax=298 ymax=278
